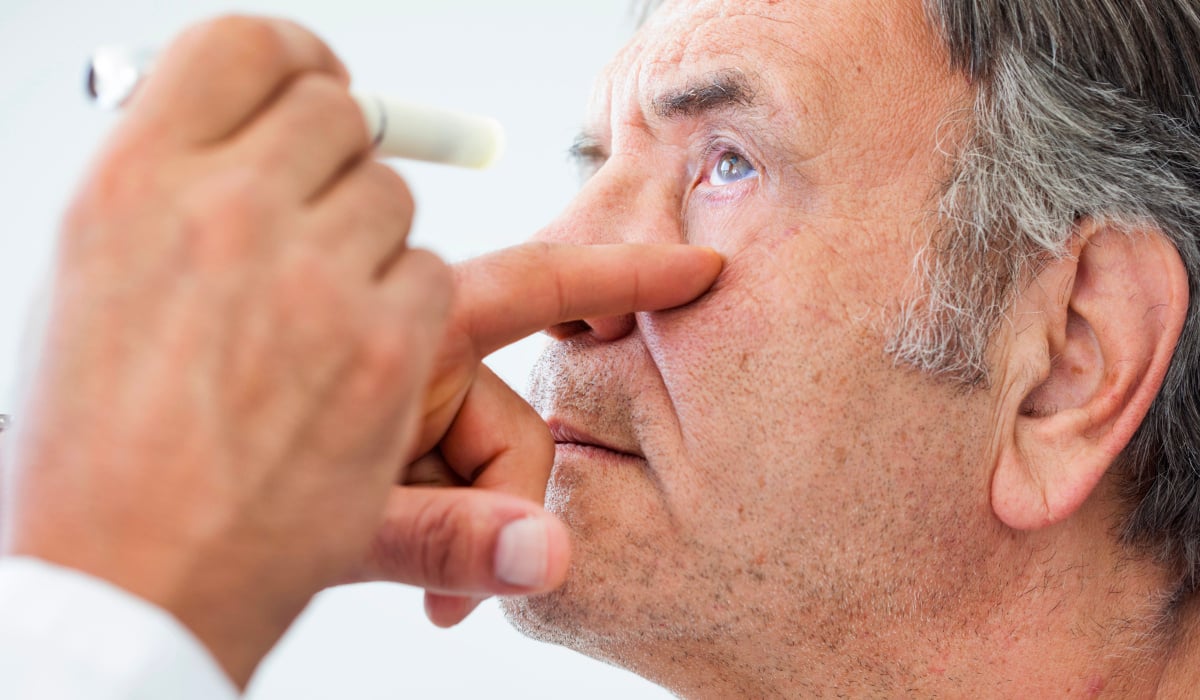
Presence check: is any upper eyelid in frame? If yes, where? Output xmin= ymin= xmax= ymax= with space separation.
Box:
xmin=568 ymin=133 xmax=609 ymax=170
xmin=698 ymin=137 xmax=758 ymax=175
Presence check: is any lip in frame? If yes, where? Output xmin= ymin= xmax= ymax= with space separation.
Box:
xmin=545 ymin=418 xmax=644 ymax=460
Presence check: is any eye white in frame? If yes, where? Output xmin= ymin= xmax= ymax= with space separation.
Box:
xmin=707 ymin=151 xmax=758 ymax=186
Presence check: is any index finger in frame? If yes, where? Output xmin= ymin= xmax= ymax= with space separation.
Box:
xmin=131 ymin=15 xmax=350 ymax=145
xmin=452 ymin=242 xmax=724 ymax=357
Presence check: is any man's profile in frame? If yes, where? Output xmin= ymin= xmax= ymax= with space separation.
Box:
xmin=500 ymin=0 xmax=1200 ymax=695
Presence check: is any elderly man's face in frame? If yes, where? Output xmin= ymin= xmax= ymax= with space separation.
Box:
xmin=505 ymin=0 xmax=998 ymax=688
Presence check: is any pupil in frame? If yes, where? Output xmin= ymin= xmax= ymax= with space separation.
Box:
xmin=721 ymin=155 xmax=740 ymax=179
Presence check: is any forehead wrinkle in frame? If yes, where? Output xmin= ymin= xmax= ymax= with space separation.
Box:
xmin=630 ymin=9 xmax=827 ymax=126
xmin=588 ymin=1 xmax=849 ymax=169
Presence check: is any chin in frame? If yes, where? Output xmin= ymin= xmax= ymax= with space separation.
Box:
xmin=500 ymin=580 xmax=599 ymax=649
xmin=500 ymin=581 xmax=667 ymax=680
xmin=502 ymin=505 xmax=717 ymax=660
xmin=499 ymin=493 xmax=669 ymax=660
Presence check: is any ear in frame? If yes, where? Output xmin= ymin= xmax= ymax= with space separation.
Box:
xmin=991 ymin=219 xmax=1189 ymax=530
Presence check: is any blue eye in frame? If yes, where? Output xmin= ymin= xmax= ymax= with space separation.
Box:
xmin=707 ymin=151 xmax=758 ymax=186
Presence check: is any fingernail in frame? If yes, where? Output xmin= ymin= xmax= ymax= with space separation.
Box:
xmin=495 ymin=518 xmax=549 ymax=588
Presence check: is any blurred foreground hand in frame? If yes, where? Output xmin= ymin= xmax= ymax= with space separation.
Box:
xmin=0 ymin=14 xmax=722 ymax=688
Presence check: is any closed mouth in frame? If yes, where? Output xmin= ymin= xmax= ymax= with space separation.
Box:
xmin=546 ymin=419 xmax=643 ymax=460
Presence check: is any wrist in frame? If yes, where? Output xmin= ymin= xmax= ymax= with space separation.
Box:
xmin=8 ymin=527 xmax=307 ymax=688
xmin=0 ymin=556 xmax=241 ymax=698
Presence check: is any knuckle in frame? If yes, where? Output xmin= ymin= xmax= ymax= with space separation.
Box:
xmin=257 ymin=74 xmax=366 ymax=167
xmin=349 ymin=257 xmax=449 ymax=397
xmin=412 ymin=500 xmax=482 ymax=588
xmin=524 ymin=240 xmax=557 ymax=258
xmin=363 ymin=163 xmax=415 ymax=216
xmin=288 ymin=71 xmax=346 ymax=107
xmin=471 ymin=242 xmax=551 ymax=296
xmin=303 ymin=77 xmax=368 ymax=144
xmin=213 ymin=15 xmax=285 ymax=57
xmin=175 ymin=16 xmax=344 ymax=91
xmin=385 ymin=249 xmax=454 ymax=327
xmin=178 ymin=16 xmax=291 ymax=84
xmin=517 ymin=240 xmax=557 ymax=269
xmin=407 ymin=248 xmax=453 ymax=296
xmin=330 ymin=163 xmax=415 ymax=241
xmin=416 ymin=503 xmax=459 ymax=588
xmin=183 ymin=15 xmax=271 ymax=54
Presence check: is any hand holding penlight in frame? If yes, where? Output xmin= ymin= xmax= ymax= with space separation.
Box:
xmin=86 ymin=45 xmax=505 ymax=169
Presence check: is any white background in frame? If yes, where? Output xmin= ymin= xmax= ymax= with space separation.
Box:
xmin=0 ymin=1 xmax=672 ymax=697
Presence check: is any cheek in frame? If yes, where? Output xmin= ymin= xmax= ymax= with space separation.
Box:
xmin=684 ymin=179 xmax=798 ymax=252
xmin=638 ymin=251 xmax=997 ymax=590
xmin=640 ymin=234 xmax=887 ymax=523
xmin=645 ymin=194 xmax=963 ymax=531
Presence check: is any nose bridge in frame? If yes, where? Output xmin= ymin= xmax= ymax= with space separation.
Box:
xmin=535 ymin=158 xmax=680 ymax=246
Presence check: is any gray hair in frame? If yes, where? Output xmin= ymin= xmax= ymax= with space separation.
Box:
xmin=909 ymin=0 xmax=1200 ymax=597
xmin=635 ymin=0 xmax=1200 ymax=595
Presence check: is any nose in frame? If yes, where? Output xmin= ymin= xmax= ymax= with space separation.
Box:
xmin=534 ymin=158 xmax=680 ymax=343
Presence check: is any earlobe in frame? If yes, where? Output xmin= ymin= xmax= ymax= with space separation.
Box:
xmin=990 ymin=221 xmax=1189 ymax=531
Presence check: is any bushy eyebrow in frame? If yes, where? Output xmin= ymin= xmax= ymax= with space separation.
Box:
xmin=650 ymin=70 xmax=758 ymax=121
xmin=567 ymin=70 xmax=762 ymax=171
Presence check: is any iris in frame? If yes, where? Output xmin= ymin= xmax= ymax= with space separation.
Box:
xmin=708 ymin=151 xmax=757 ymax=186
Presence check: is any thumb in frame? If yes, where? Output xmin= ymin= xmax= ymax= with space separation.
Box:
xmin=354 ymin=485 xmax=570 ymax=596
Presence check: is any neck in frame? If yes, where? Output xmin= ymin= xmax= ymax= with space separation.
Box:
xmin=1154 ymin=592 xmax=1200 ymax=698
xmin=880 ymin=534 xmax=1174 ymax=698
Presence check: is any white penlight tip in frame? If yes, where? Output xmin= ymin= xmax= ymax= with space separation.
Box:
xmin=351 ymin=92 xmax=505 ymax=170
xmin=476 ymin=117 xmax=506 ymax=170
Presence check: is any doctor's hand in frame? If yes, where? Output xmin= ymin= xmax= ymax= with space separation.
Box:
xmin=2 ymin=16 xmax=450 ymax=687
xmin=0 ymin=11 xmax=723 ymax=689
xmin=351 ymin=241 xmax=723 ymax=626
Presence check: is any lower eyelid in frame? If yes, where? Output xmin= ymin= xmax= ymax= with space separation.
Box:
xmin=693 ymin=178 xmax=758 ymax=207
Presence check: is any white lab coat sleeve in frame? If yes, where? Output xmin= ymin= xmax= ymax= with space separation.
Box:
xmin=0 ymin=556 xmax=239 ymax=699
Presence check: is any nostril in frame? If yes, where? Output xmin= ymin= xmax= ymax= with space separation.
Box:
xmin=545 ymin=319 xmax=592 ymax=341
xmin=544 ymin=314 xmax=637 ymax=343
xmin=582 ymin=313 xmax=637 ymax=342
